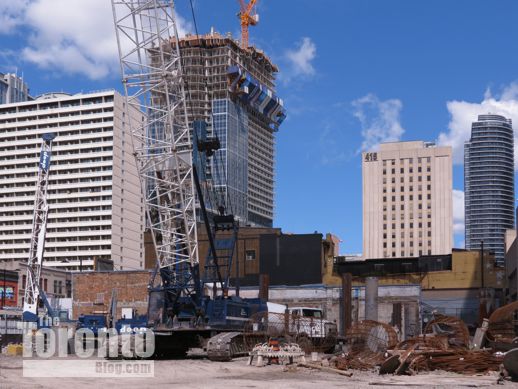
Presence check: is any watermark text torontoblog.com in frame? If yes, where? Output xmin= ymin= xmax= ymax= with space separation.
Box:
xmin=96 ymin=361 xmax=152 ymax=375
xmin=22 ymin=319 xmax=155 ymax=377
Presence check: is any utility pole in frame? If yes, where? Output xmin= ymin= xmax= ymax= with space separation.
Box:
xmin=341 ymin=273 xmax=352 ymax=336
xmin=235 ymin=250 xmax=240 ymax=297
xmin=479 ymin=240 xmax=488 ymax=325
xmin=480 ymin=240 xmax=484 ymax=288
xmin=2 ymin=267 xmax=5 ymax=308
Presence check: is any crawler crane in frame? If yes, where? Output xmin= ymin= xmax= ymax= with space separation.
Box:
xmin=111 ymin=0 xmax=266 ymax=359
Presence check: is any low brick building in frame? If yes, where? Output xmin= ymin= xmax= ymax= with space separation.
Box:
xmin=72 ymin=270 xmax=151 ymax=319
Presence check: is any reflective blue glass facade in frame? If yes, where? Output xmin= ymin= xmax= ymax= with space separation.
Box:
xmin=211 ymin=98 xmax=248 ymax=223
xmin=465 ymin=114 xmax=515 ymax=264
xmin=177 ymin=33 xmax=283 ymax=227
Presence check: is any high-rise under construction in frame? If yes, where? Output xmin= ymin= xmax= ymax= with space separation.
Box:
xmin=176 ymin=31 xmax=286 ymax=227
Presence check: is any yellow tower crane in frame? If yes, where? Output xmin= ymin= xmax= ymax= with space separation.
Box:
xmin=238 ymin=0 xmax=259 ymax=49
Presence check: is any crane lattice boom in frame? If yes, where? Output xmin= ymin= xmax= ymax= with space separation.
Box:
xmin=111 ymin=0 xmax=198 ymax=286
xmin=23 ymin=133 xmax=56 ymax=322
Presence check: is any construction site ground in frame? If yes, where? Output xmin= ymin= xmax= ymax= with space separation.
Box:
xmin=0 ymin=354 xmax=515 ymax=388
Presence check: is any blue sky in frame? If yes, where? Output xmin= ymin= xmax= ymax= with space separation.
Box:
xmin=2 ymin=0 xmax=518 ymax=254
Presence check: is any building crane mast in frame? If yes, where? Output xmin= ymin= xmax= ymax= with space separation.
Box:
xmin=238 ymin=0 xmax=259 ymax=49
xmin=111 ymin=0 xmax=200 ymax=318
xmin=23 ymin=133 xmax=56 ymax=322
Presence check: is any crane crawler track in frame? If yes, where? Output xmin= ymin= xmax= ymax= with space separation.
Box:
xmin=207 ymin=332 xmax=249 ymax=361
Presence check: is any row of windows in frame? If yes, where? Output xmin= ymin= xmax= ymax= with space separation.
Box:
xmin=383 ymin=184 xmax=432 ymax=194
xmin=1 ymin=246 xmax=111 ymax=254
xmin=383 ymin=240 xmax=432 ymax=248
xmin=0 ymin=156 xmax=113 ymax=172
xmin=383 ymin=229 xmax=431 ymax=239
xmin=0 ymin=175 xmax=112 ymax=190
xmin=383 ymin=166 xmax=431 ymax=175
xmin=0 ymin=128 xmax=113 ymax=146
xmin=383 ymin=222 xmax=432 ymax=230
xmin=20 ymin=275 xmax=68 ymax=296
xmin=0 ymin=109 xmax=113 ymax=127
xmin=383 ymin=176 xmax=432 ymax=185
xmin=0 ymin=146 xmax=113 ymax=162
xmin=383 ymin=214 xmax=432 ymax=221
xmin=0 ymin=186 xmax=112 ymax=200
xmin=383 ymin=194 xmax=432 ymax=202
xmin=0 ymin=166 xmax=112 ymax=181
xmin=384 ymin=249 xmax=432 ymax=257
xmin=0 ymin=95 xmax=113 ymax=115
xmin=382 ymin=157 xmax=432 ymax=166
xmin=384 ymin=203 xmax=432 ymax=211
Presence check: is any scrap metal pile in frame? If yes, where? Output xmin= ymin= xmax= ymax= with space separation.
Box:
xmin=331 ymin=309 xmax=518 ymax=378
xmin=335 ymin=320 xmax=398 ymax=370
xmin=486 ymin=301 xmax=518 ymax=349
xmin=381 ymin=314 xmax=502 ymax=375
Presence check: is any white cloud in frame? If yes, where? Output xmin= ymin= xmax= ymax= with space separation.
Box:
xmin=453 ymin=189 xmax=465 ymax=235
xmin=282 ymin=37 xmax=316 ymax=82
xmin=438 ymin=82 xmax=518 ymax=167
xmin=352 ymin=93 xmax=405 ymax=151
xmin=0 ymin=1 xmax=29 ymax=34
xmin=0 ymin=0 xmax=192 ymax=80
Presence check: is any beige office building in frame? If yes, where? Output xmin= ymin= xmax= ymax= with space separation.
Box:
xmin=362 ymin=141 xmax=452 ymax=259
xmin=0 ymin=90 xmax=144 ymax=271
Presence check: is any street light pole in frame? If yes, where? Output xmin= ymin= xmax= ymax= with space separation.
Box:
xmin=2 ymin=267 xmax=6 ymax=308
xmin=478 ymin=240 xmax=487 ymax=325
xmin=480 ymin=240 xmax=484 ymax=288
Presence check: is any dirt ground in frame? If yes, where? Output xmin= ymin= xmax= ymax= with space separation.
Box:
xmin=0 ymin=354 xmax=515 ymax=389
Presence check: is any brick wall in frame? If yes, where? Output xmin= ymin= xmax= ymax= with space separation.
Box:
xmin=72 ymin=270 xmax=151 ymax=319
xmin=198 ymin=225 xmax=281 ymax=282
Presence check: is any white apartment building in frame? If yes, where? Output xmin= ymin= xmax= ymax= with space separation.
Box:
xmin=363 ymin=141 xmax=452 ymax=259
xmin=0 ymin=90 xmax=144 ymax=271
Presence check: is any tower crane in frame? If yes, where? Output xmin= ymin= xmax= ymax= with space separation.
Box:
xmin=238 ymin=0 xmax=259 ymax=49
xmin=22 ymin=133 xmax=56 ymax=323
xmin=112 ymin=0 xmax=266 ymax=359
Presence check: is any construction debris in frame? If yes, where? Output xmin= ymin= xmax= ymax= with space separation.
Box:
xmin=297 ymin=362 xmax=353 ymax=377
xmin=423 ymin=313 xmax=470 ymax=349
xmin=345 ymin=320 xmax=398 ymax=354
xmin=335 ymin=351 xmax=386 ymax=371
xmin=403 ymin=350 xmax=503 ymax=375
xmin=327 ymin=313 xmax=515 ymax=379
xmin=380 ymin=314 xmax=505 ymax=376
xmin=487 ymin=301 xmax=518 ymax=350
xmin=245 ymin=308 xmax=518 ymax=381
xmin=331 ymin=320 xmax=398 ymax=371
